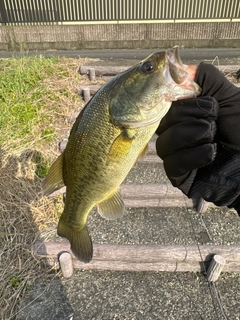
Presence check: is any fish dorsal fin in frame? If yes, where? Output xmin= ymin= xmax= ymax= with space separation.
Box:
xmin=97 ymin=189 xmax=125 ymax=220
xmin=43 ymin=153 xmax=65 ymax=196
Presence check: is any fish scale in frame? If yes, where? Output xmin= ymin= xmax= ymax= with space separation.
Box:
xmin=43 ymin=47 xmax=201 ymax=263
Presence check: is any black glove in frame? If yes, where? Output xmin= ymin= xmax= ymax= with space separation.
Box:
xmin=156 ymin=62 xmax=240 ymax=214
xmin=189 ymin=144 xmax=240 ymax=213
xmin=156 ymin=96 xmax=219 ymax=195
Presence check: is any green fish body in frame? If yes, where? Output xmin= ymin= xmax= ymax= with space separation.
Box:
xmin=43 ymin=48 xmax=201 ymax=263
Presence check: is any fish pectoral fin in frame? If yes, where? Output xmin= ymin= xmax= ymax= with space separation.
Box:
xmin=57 ymin=217 xmax=93 ymax=263
xmin=108 ymin=131 xmax=134 ymax=163
xmin=97 ymin=189 xmax=124 ymax=220
xmin=43 ymin=153 xmax=65 ymax=196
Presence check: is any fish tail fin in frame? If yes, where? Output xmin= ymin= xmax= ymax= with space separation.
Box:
xmin=43 ymin=153 xmax=65 ymax=196
xmin=57 ymin=217 xmax=93 ymax=263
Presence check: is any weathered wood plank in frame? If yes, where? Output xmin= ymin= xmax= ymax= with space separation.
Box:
xmin=48 ymin=183 xmax=202 ymax=208
xmin=121 ymin=184 xmax=183 ymax=199
xmin=80 ymin=82 xmax=240 ymax=102
xmin=206 ymin=255 xmax=226 ymax=282
xmin=79 ymin=65 xmax=128 ymax=76
xmin=59 ymin=252 xmax=74 ymax=278
xmin=140 ymin=140 xmax=161 ymax=163
xmin=79 ymin=84 xmax=101 ymax=95
xmin=122 ymin=184 xmax=196 ymax=207
xmin=34 ymin=241 xmax=240 ymax=272
xmin=79 ymin=65 xmax=240 ymax=77
xmin=82 ymin=87 xmax=91 ymax=103
xmin=139 ymin=153 xmax=160 ymax=163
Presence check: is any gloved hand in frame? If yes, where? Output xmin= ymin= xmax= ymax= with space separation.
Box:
xmin=156 ymin=62 xmax=240 ymax=214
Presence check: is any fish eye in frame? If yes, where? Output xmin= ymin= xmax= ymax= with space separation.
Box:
xmin=141 ymin=61 xmax=157 ymax=74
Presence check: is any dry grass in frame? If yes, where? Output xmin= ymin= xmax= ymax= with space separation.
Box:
xmin=0 ymin=55 xmax=100 ymax=319
xmin=0 ymin=151 xmax=46 ymax=318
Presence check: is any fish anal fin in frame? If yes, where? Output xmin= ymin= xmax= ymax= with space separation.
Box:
xmin=97 ymin=189 xmax=124 ymax=220
xmin=43 ymin=153 xmax=65 ymax=196
xmin=57 ymin=217 xmax=93 ymax=263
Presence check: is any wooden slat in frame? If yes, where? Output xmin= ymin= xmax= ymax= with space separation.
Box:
xmin=34 ymin=241 xmax=240 ymax=272
xmin=79 ymin=65 xmax=128 ymax=76
xmin=80 ymin=82 xmax=240 ymax=102
xmin=140 ymin=153 xmax=161 ymax=163
xmin=48 ymin=183 xmax=201 ymax=208
xmin=121 ymin=184 xmax=193 ymax=207
xmin=79 ymin=65 xmax=240 ymax=77
xmin=140 ymin=140 xmax=161 ymax=163
xmin=79 ymin=84 xmax=101 ymax=95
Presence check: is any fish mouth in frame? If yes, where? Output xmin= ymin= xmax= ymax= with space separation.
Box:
xmin=167 ymin=45 xmax=188 ymax=83
xmin=164 ymin=46 xmax=201 ymax=99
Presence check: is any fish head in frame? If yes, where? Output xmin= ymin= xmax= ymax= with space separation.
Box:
xmin=109 ymin=46 xmax=201 ymax=128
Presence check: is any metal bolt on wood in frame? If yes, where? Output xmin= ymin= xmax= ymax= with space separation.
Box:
xmin=206 ymin=255 xmax=226 ymax=282
xmin=59 ymin=252 xmax=74 ymax=278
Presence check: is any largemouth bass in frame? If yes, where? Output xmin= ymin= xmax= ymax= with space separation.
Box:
xmin=43 ymin=46 xmax=201 ymax=263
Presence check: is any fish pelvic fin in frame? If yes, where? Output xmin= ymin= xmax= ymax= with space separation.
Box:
xmin=97 ymin=189 xmax=125 ymax=220
xmin=43 ymin=153 xmax=65 ymax=196
xmin=57 ymin=217 xmax=93 ymax=263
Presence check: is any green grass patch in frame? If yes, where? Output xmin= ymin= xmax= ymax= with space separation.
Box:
xmin=0 ymin=55 xmax=77 ymax=150
xmin=33 ymin=152 xmax=51 ymax=178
